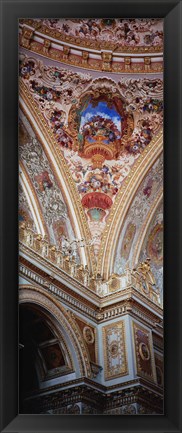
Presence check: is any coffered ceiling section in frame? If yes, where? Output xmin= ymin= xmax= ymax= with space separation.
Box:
xmin=19 ymin=18 xmax=163 ymax=277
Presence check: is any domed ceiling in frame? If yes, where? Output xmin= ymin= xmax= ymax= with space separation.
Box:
xmin=19 ymin=18 xmax=163 ymax=291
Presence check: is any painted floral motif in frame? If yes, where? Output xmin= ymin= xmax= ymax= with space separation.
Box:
xmin=126 ymin=120 xmax=152 ymax=154
xmin=31 ymin=80 xmax=62 ymax=102
xmin=19 ymin=54 xmax=92 ymax=107
xmin=142 ymin=98 xmax=163 ymax=114
xmin=81 ymin=114 xmax=120 ymax=143
xmin=19 ymin=59 xmax=36 ymax=79
xmin=49 ymin=109 xmax=73 ymax=148
xmin=77 ymin=166 xmax=120 ymax=197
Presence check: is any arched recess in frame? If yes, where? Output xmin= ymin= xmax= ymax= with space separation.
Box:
xmin=19 ymin=285 xmax=92 ymax=379
xmin=131 ymin=191 xmax=163 ymax=267
xmin=97 ymin=130 xmax=163 ymax=278
xmin=19 ymin=161 xmax=49 ymax=238
xmin=19 ymin=80 xmax=95 ymax=272
xmin=19 ymin=302 xmax=74 ymax=394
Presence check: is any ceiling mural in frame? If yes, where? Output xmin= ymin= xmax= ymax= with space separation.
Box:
xmin=19 ymin=53 xmax=163 ymax=258
xmin=19 ymin=112 xmax=80 ymax=260
xmin=114 ymin=154 xmax=163 ymax=275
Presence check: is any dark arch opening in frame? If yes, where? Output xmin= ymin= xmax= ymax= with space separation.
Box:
xmin=19 ymin=303 xmax=66 ymax=413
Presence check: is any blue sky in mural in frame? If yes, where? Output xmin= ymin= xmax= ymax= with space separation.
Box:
xmin=79 ymin=101 xmax=122 ymax=133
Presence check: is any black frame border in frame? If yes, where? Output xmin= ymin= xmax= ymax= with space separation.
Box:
xmin=0 ymin=0 xmax=182 ymax=432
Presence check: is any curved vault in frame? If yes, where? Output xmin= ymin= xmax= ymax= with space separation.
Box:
xmin=19 ymin=49 xmax=163 ymax=281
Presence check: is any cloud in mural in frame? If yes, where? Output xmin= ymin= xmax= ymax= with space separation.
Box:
xmin=79 ymin=101 xmax=122 ymax=133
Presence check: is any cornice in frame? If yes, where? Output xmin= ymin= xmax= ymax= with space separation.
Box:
xmin=19 ymin=252 xmax=163 ymax=326
xmin=22 ymin=375 xmax=163 ymax=400
xmin=19 ymin=21 xmax=163 ymax=75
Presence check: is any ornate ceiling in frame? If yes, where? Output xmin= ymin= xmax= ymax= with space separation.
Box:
xmin=19 ymin=18 xmax=163 ymax=73
xmin=19 ymin=18 xmax=163 ymax=292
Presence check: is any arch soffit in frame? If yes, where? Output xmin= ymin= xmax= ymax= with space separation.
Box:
xmin=19 ymin=81 xmax=95 ymax=272
xmin=131 ymin=191 xmax=163 ymax=268
xmin=19 ymin=161 xmax=49 ymax=239
xmin=19 ymin=285 xmax=92 ymax=378
xmin=97 ymin=129 xmax=163 ymax=278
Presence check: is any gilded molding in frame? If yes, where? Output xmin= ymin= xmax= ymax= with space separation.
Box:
xmin=19 ymin=36 xmax=163 ymax=75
